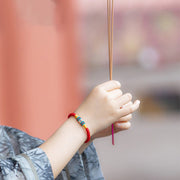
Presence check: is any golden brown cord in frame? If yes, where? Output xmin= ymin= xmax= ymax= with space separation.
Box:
xmin=107 ymin=0 xmax=115 ymax=145
xmin=107 ymin=0 xmax=114 ymax=80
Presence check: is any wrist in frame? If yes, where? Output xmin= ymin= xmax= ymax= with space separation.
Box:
xmin=68 ymin=112 xmax=91 ymax=143
xmin=67 ymin=117 xmax=87 ymax=143
xmin=74 ymin=109 xmax=95 ymax=137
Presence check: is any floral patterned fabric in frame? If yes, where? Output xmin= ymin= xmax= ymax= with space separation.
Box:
xmin=0 ymin=126 xmax=104 ymax=180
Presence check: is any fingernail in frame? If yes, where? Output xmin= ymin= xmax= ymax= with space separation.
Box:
xmin=136 ymin=100 xmax=140 ymax=104
xmin=116 ymin=81 xmax=121 ymax=87
xmin=116 ymin=123 xmax=122 ymax=128
xmin=126 ymin=93 xmax=132 ymax=100
xmin=117 ymin=122 xmax=131 ymax=128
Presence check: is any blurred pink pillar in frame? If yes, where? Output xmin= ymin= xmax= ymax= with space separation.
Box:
xmin=0 ymin=0 xmax=83 ymax=139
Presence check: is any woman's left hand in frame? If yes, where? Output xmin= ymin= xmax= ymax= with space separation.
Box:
xmin=78 ymin=101 xmax=137 ymax=154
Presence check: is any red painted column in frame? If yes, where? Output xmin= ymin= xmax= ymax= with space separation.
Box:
xmin=0 ymin=0 xmax=83 ymax=140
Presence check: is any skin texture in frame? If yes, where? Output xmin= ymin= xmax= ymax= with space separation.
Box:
xmin=40 ymin=80 xmax=140 ymax=178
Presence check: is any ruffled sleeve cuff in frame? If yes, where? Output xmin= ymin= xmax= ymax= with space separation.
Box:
xmin=16 ymin=147 xmax=54 ymax=180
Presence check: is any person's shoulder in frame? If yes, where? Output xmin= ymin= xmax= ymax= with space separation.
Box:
xmin=0 ymin=125 xmax=44 ymax=151
xmin=0 ymin=125 xmax=31 ymax=137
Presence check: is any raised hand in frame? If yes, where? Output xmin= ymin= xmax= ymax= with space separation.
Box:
xmin=75 ymin=80 xmax=140 ymax=137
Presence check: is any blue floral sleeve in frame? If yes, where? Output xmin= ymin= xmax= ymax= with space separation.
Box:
xmin=0 ymin=126 xmax=104 ymax=180
xmin=0 ymin=148 xmax=54 ymax=180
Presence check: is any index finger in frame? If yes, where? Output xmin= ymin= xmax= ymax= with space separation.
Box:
xmin=98 ymin=80 xmax=121 ymax=91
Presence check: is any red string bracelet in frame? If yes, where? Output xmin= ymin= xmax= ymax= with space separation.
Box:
xmin=68 ymin=113 xmax=91 ymax=143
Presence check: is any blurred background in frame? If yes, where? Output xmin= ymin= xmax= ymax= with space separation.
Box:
xmin=0 ymin=0 xmax=180 ymax=179
xmin=79 ymin=1 xmax=180 ymax=180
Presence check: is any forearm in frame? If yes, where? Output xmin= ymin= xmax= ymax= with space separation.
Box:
xmin=39 ymin=117 xmax=87 ymax=178
xmin=39 ymin=80 xmax=140 ymax=178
